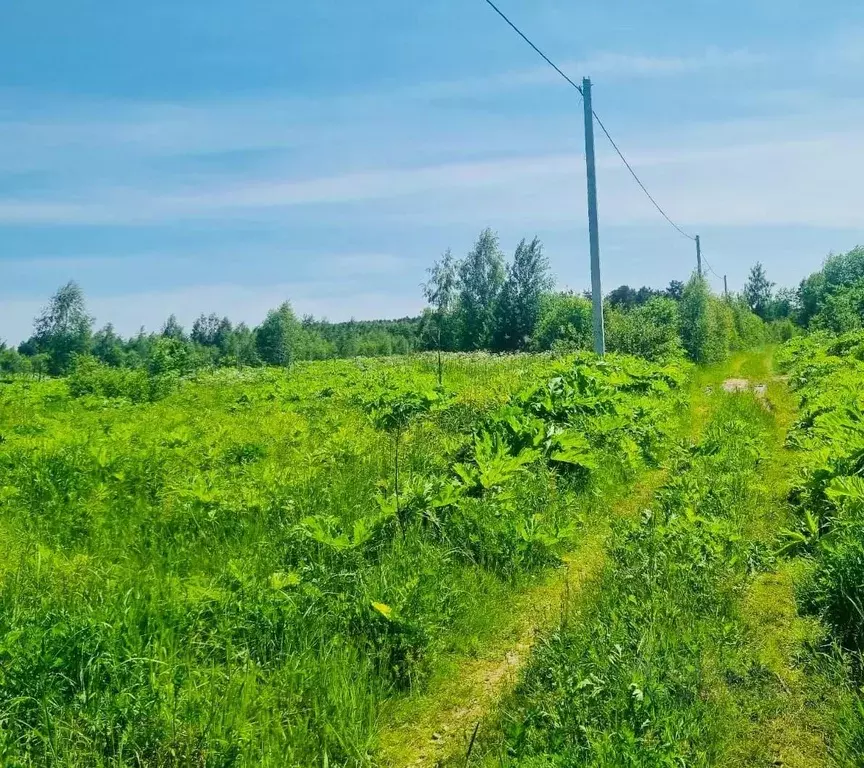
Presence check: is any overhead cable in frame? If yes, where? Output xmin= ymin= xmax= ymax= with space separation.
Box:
xmin=481 ymin=0 xmax=697 ymax=243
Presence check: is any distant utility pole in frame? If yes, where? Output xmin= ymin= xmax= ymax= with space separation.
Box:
xmin=724 ymin=275 xmax=729 ymax=298
xmin=696 ymin=235 xmax=703 ymax=278
xmin=583 ymin=77 xmax=605 ymax=356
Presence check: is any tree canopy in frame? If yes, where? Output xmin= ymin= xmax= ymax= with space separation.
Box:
xmin=492 ymin=237 xmax=553 ymax=351
xmin=743 ymin=262 xmax=775 ymax=320
xmin=29 ymin=281 xmax=92 ymax=374
xmin=457 ymin=228 xmax=505 ymax=350
xmin=3 ymin=231 xmax=792 ymax=378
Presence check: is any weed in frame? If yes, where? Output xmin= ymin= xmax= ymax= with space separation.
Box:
xmin=0 ymin=352 xmax=686 ymax=766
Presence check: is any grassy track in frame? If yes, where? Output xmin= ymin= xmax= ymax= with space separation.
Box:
xmin=451 ymin=349 xmax=842 ymax=767
xmin=726 ymin=561 xmax=833 ymax=767
xmin=714 ymin=348 xmax=835 ymax=767
xmin=752 ymin=332 xmax=864 ymax=765
xmin=378 ymin=473 xmax=666 ymax=767
xmin=379 ymin=353 xmax=751 ymax=767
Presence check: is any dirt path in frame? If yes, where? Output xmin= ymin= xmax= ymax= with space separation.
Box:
xmin=721 ymin=377 xmax=769 ymax=402
xmin=728 ymin=562 xmax=833 ymax=768
xmin=718 ymin=349 xmax=834 ymax=766
xmin=378 ymin=353 xmax=784 ymax=768
xmin=377 ymin=473 xmax=663 ymax=767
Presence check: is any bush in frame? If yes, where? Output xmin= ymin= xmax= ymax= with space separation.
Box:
xmin=811 ymin=279 xmax=864 ymax=334
xmin=768 ymin=318 xmax=796 ymax=342
xmin=531 ymin=292 xmax=593 ymax=351
xmin=780 ymin=332 xmax=864 ymax=666
xmin=67 ymin=356 xmax=171 ymax=403
xmin=147 ymin=337 xmax=204 ymax=376
xmin=799 ymin=246 xmax=864 ymax=326
xmin=800 ymin=517 xmax=864 ymax=658
xmin=0 ymin=347 xmax=29 ymax=375
xmin=677 ymin=275 xmax=766 ymax=363
xmin=710 ymin=298 xmax=739 ymax=357
xmin=679 ymin=275 xmax=717 ymax=362
xmin=606 ymin=297 xmax=684 ymax=361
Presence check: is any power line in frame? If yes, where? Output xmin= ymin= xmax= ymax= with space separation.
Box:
xmin=701 ymin=251 xmax=722 ymax=280
xmin=482 ymin=0 xmax=585 ymax=96
xmin=480 ymin=0 xmax=697 ymax=243
xmin=591 ymin=114 xmax=695 ymax=242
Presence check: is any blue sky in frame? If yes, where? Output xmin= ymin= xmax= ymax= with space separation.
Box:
xmin=2 ymin=0 xmax=864 ymax=343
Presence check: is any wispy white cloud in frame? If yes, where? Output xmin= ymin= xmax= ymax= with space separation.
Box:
xmin=0 ymin=154 xmax=574 ymax=224
xmin=1 ymin=31 xmax=858 ymax=234
xmin=1 ymin=249 xmax=403 ymax=270
xmin=331 ymin=253 xmax=409 ymax=275
xmin=815 ymin=26 xmax=864 ymax=67
xmin=2 ymin=121 xmax=863 ymax=231
xmin=482 ymin=48 xmax=769 ymax=90
xmin=0 ymin=44 xmax=773 ymax=176
xmin=585 ymin=48 xmax=768 ymax=76
xmin=383 ymin=46 xmax=772 ymax=103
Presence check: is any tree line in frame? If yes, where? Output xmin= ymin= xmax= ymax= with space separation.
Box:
xmin=1 ymin=228 xmax=854 ymax=378
xmin=1 ymin=290 xmax=422 ymax=377
xmin=418 ymin=228 xmax=795 ymax=363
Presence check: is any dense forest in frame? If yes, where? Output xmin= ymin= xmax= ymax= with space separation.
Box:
xmin=2 ymin=230 xmax=861 ymax=382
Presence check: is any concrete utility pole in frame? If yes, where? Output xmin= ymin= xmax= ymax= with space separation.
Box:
xmin=724 ymin=275 xmax=729 ymax=298
xmin=582 ymin=77 xmax=605 ymax=356
xmin=696 ymin=235 xmax=703 ymax=278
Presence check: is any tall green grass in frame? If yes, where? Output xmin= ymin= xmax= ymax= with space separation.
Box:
xmin=0 ymin=352 xmax=686 ymax=766
xmin=469 ymin=392 xmax=779 ymax=766
xmin=775 ymin=331 xmax=864 ymax=763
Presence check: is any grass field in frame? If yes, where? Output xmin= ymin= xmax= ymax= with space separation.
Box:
xmin=0 ymin=352 xmax=687 ymax=766
xmin=451 ymin=344 xmax=864 ymax=767
xmin=4 ymin=341 xmax=864 ymax=767
xmin=464 ymin=352 xmax=809 ymax=766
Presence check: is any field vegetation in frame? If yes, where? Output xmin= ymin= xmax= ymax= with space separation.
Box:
xmin=773 ymin=330 xmax=864 ymax=763
xmin=1 ymin=228 xmax=797 ymax=378
xmin=4 ymin=241 xmax=864 ymax=766
xmin=0 ymin=350 xmax=690 ymax=765
xmin=453 ymin=246 xmax=864 ymax=767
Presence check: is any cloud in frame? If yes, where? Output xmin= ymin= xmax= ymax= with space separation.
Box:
xmin=2 ymin=122 xmax=863 ymax=231
xmin=392 ymin=47 xmax=770 ymax=101
xmin=585 ymin=48 xmax=768 ymax=76
xmin=491 ymin=48 xmax=768 ymax=90
xmin=331 ymin=253 xmax=409 ymax=275
xmin=0 ymin=43 xmax=772 ymax=176
xmin=0 ymin=154 xmax=574 ymax=224
xmin=385 ymin=133 xmax=864 ymax=231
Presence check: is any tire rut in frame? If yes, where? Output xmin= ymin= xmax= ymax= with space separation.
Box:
xmin=377 ymin=474 xmax=663 ymax=767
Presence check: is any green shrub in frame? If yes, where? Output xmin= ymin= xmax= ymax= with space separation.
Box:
xmin=781 ymin=332 xmax=864 ymax=671
xmin=799 ymin=246 xmax=864 ymax=327
xmin=0 ymin=347 xmax=28 ymax=376
xmin=67 ymin=355 xmax=175 ymax=402
xmin=800 ymin=514 xmax=864 ymax=658
xmin=679 ymin=275 xmax=731 ymax=362
xmin=768 ymin=318 xmax=796 ymax=342
xmin=811 ymin=279 xmax=864 ymax=334
xmin=531 ymin=292 xmax=593 ymax=352
xmin=606 ymin=297 xmax=684 ymax=361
